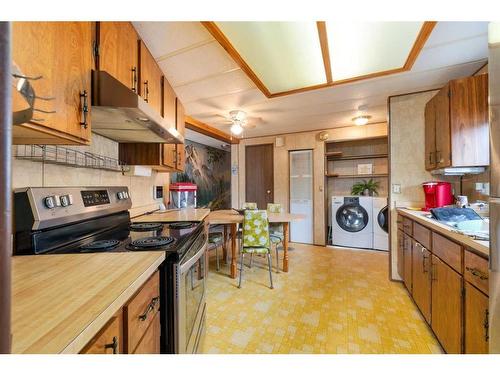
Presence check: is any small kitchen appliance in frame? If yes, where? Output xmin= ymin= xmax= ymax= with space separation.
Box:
xmin=422 ymin=181 xmax=454 ymax=211
xmin=13 ymin=186 xmax=207 ymax=354
xmin=169 ymin=182 xmax=197 ymax=209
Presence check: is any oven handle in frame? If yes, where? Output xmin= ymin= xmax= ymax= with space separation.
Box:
xmin=180 ymin=235 xmax=208 ymax=274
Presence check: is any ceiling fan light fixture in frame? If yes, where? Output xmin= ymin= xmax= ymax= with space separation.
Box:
xmin=229 ymin=109 xmax=247 ymax=122
xmin=230 ymin=123 xmax=244 ymax=135
xmin=352 ymin=115 xmax=371 ymax=126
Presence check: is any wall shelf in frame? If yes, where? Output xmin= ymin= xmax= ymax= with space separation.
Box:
xmin=325 ymin=173 xmax=389 ymax=179
xmin=326 ymin=153 xmax=388 ymax=161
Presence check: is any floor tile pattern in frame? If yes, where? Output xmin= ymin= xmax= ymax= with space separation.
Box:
xmin=201 ymin=243 xmax=443 ymax=354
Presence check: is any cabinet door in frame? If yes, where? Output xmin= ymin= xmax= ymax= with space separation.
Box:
xmin=81 ymin=313 xmax=122 ymax=354
xmin=450 ymin=74 xmax=489 ymax=167
xmin=176 ymin=99 xmax=186 ymax=171
xmin=397 ymin=229 xmax=404 ymax=280
xmin=98 ymin=22 xmax=139 ymax=92
xmin=411 ymin=241 xmax=431 ymax=323
xmin=424 ymin=97 xmax=437 ymax=170
xmin=163 ymin=77 xmax=177 ymax=128
xmin=434 ymin=84 xmax=451 ymax=168
xmin=139 ymin=40 xmax=163 ymax=115
xmin=12 ymin=22 xmax=92 ymax=144
xmin=431 ymin=255 xmax=463 ymax=353
xmin=162 ymin=144 xmax=177 ymax=169
xmin=133 ymin=312 xmax=161 ymax=354
xmin=403 ymin=234 xmax=412 ymax=292
xmin=464 ymin=282 xmax=489 ymax=353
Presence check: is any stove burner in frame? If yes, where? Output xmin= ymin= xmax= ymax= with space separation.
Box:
xmin=130 ymin=222 xmax=163 ymax=232
xmin=130 ymin=236 xmax=175 ymax=249
xmin=169 ymin=222 xmax=195 ymax=229
xmin=80 ymin=239 xmax=120 ymax=252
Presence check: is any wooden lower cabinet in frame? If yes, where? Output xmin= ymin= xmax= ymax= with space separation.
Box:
xmin=403 ymin=234 xmax=412 ymax=292
xmin=431 ymin=254 xmax=463 ymax=354
xmin=397 ymin=229 xmax=404 ymax=279
xmin=464 ymin=282 xmax=489 ymax=354
xmin=411 ymin=241 xmax=431 ymax=323
xmin=81 ymin=314 xmax=122 ymax=354
xmin=133 ymin=312 xmax=161 ymax=354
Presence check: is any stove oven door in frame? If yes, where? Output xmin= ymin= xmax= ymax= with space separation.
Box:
xmin=175 ymin=232 xmax=207 ymax=353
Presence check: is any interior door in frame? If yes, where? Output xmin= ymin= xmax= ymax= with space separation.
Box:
xmin=245 ymin=144 xmax=273 ymax=209
xmin=289 ymin=150 xmax=313 ymax=244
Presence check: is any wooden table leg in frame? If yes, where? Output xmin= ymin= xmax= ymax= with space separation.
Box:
xmin=230 ymin=223 xmax=237 ymax=278
xmin=283 ymin=222 xmax=289 ymax=272
xmin=222 ymin=224 xmax=228 ymax=264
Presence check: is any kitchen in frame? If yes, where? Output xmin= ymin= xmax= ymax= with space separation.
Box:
xmin=1 ymin=2 xmax=500 ymax=370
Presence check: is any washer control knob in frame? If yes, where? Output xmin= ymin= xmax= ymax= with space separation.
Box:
xmin=44 ymin=196 xmax=55 ymax=209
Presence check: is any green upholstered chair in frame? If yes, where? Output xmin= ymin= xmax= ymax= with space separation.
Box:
xmin=208 ymin=231 xmax=223 ymax=271
xmin=238 ymin=210 xmax=273 ymax=289
xmin=267 ymin=203 xmax=284 ymax=272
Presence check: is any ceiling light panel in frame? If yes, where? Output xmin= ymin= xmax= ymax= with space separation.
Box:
xmin=215 ymin=22 xmax=327 ymax=93
xmin=326 ymin=22 xmax=424 ymax=81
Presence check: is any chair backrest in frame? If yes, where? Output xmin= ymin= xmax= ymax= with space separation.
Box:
xmin=242 ymin=202 xmax=257 ymax=210
xmin=267 ymin=203 xmax=282 ymax=213
xmin=242 ymin=210 xmax=270 ymax=249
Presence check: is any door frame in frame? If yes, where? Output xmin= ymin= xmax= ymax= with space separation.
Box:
xmin=244 ymin=143 xmax=274 ymax=208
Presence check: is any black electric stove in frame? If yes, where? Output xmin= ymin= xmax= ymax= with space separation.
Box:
xmin=13 ymin=187 xmax=207 ymax=354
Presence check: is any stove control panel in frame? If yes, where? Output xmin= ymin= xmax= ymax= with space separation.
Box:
xmin=81 ymin=190 xmax=111 ymax=207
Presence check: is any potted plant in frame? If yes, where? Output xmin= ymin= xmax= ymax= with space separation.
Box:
xmin=351 ymin=179 xmax=380 ymax=196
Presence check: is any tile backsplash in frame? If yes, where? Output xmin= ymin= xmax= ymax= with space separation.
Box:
xmin=12 ymin=133 xmax=169 ymax=216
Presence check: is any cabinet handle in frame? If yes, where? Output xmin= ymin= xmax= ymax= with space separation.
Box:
xmin=484 ymin=309 xmax=489 ymax=342
xmin=132 ymin=67 xmax=137 ymax=92
xmin=465 ymin=266 xmax=488 ymax=280
xmin=80 ymin=90 xmax=89 ymax=129
xmin=104 ymin=336 xmax=118 ymax=354
xmin=436 ymin=150 xmax=443 ymax=164
xmin=144 ymin=80 xmax=149 ymax=102
xmin=138 ymin=296 xmax=159 ymax=321
xmin=173 ymin=149 xmax=177 ymax=164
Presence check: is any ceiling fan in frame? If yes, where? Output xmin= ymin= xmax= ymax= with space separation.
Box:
xmin=217 ymin=110 xmax=259 ymax=135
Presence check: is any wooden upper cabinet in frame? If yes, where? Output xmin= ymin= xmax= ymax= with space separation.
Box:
xmin=411 ymin=241 xmax=431 ymax=323
xmin=98 ymin=22 xmax=139 ymax=93
xmin=424 ymin=97 xmax=437 ymax=170
xmin=139 ymin=41 xmax=163 ymax=115
xmin=424 ymin=74 xmax=489 ymax=170
xmin=163 ymin=77 xmax=177 ymax=129
xmin=464 ymin=282 xmax=489 ymax=354
xmin=450 ymin=74 xmax=489 ymax=167
xmin=12 ymin=22 xmax=92 ymax=145
xmin=431 ymin=254 xmax=463 ymax=353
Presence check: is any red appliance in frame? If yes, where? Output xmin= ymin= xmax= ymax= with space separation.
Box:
xmin=422 ymin=181 xmax=454 ymax=211
xmin=169 ymin=182 xmax=197 ymax=209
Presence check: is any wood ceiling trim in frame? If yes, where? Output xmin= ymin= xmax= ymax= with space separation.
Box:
xmin=202 ymin=21 xmax=437 ymax=99
xmin=317 ymin=21 xmax=333 ymax=83
xmin=185 ymin=115 xmax=240 ymax=144
xmin=201 ymin=21 xmax=272 ymax=98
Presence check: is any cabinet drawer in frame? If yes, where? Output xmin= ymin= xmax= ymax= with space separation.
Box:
xmin=403 ymin=217 xmax=413 ymax=236
xmin=464 ymin=250 xmax=489 ymax=295
xmin=413 ymin=222 xmax=431 ymax=250
xmin=432 ymin=233 xmax=462 ymax=273
xmin=81 ymin=313 xmax=121 ymax=354
xmin=124 ymin=271 xmax=160 ymax=352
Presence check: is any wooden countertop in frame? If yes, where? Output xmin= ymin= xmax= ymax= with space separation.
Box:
xmin=11 ymin=252 xmax=165 ymax=354
xmin=132 ymin=208 xmax=210 ymax=223
xmin=207 ymin=209 xmax=306 ymax=224
xmin=396 ymin=208 xmax=489 ymax=258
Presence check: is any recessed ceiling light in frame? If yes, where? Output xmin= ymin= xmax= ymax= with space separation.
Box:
xmin=352 ymin=115 xmax=372 ymax=126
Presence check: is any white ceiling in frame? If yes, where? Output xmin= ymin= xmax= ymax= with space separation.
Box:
xmin=133 ymin=21 xmax=488 ymax=138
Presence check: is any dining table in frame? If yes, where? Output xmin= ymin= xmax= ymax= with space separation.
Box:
xmin=207 ymin=209 xmax=305 ymax=278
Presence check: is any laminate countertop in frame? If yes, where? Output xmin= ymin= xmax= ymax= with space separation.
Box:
xmin=132 ymin=208 xmax=210 ymax=223
xmin=397 ymin=208 xmax=489 ymax=258
xmin=11 ymin=251 xmax=165 ymax=354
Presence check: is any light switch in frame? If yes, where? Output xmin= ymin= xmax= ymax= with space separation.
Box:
xmin=392 ymin=184 xmax=401 ymax=194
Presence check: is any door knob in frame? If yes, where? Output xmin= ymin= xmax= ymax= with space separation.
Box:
xmin=266 ymin=190 xmax=271 ymax=194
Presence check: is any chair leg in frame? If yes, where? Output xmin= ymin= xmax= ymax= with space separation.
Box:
xmin=215 ymin=244 xmax=220 ymax=271
xmin=267 ymin=253 xmax=274 ymax=289
xmin=238 ymin=253 xmax=245 ymax=288
xmin=249 ymin=253 xmax=253 ymax=268
xmin=275 ymin=245 xmax=280 ymax=273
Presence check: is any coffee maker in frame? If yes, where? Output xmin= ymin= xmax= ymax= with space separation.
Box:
xmin=422 ymin=181 xmax=454 ymax=211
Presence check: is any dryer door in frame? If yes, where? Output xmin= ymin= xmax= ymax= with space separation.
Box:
xmin=377 ymin=205 xmax=389 ymax=233
xmin=336 ymin=203 xmax=369 ymax=232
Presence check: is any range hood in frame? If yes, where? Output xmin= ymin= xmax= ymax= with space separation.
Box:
xmin=91 ymin=70 xmax=183 ymax=144
xmin=431 ymin=167 xmax=486 ymax=176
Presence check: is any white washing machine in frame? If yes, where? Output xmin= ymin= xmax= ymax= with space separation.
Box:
xmin=331 ymin=196 xmax=373 ymax=249
xmin=372 ymin=197 xmax=389 ymax=251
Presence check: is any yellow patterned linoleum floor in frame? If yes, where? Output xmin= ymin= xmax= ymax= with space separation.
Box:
xmin=200 ymin=243 xmax=443 ymax=354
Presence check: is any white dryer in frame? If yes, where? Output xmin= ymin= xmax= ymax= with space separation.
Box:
xmin=331 ymin=196 xmax=373 ymax=249
xmin=372 ymin=197 xmax=389 ymax=251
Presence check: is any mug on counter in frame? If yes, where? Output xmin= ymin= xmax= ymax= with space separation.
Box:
xmin=456 ymin=195 xmax=468 ymax=208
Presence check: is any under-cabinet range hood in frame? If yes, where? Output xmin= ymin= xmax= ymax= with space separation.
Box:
xmin=431 ymin=167 xmax=486 ymax=176
xmin=91 ymin=70 xmax=184 ymax=144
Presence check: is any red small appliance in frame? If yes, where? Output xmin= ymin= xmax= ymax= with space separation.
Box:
xmin=422 ymin=181 xmax=454 ymax=211
xmin=169 ymin=182 xmax=197 ymax=209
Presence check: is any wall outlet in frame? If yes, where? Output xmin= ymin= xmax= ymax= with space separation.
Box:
xmin=392 ymin=184 xmax=401 ymax=194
